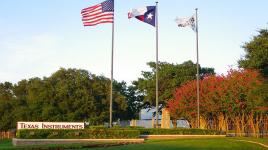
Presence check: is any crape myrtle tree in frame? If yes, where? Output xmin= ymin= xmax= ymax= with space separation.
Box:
xmin=168 ymin=69 xmax=267 ymax=137
xmin=0 ymin=68 xmax=138 ymax=130
xmin=133 ymin=60 xmax=214 ymax=111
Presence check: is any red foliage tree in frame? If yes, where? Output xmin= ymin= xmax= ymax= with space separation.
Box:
xmin=167 ymin=69 xmax=264 ymax=129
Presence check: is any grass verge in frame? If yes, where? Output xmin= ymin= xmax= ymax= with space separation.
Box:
xmin=1 ymin=137 xmax=267 ymax=150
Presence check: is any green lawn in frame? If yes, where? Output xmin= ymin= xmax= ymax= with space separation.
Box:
xmin=235 ymin=137 xmax=268 ymax=145
xmin=83 ymin=138 xmax=268 ymax=150
xmin=0 ymin=139 xmax=89 ymax=150
xmin=0 ymin=140 xmax=14 ymax=150
xmin=1 ymin=138 xmax=267 ymax=150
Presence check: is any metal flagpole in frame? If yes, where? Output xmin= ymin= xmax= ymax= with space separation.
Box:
xmin=195 ymin=8 xmax=200 ymax=129
xmin=155 ymin=1 xmax=159 ymax=128
xmin=109 ymin=2 xmax=115 ymax=128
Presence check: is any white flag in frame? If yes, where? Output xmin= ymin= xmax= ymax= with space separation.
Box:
xmin=175 ymin=15 xmax=196 ymax=32
xmin=128 ymin=6 xmax=148 ymax=19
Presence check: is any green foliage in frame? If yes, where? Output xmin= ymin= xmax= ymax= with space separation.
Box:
xmin=0 ymin=68 xmax=135 ymax=130
xmin=117 ymin=85 xmax=144 ymax=120
xmin=16 ymin=129 xmax=140 ymax=139
xmin=238 ymin=28 xmax=268 ymax=109
xmin=134 ymin=60 xmax=214 ymax=108
xmin=0 ymin=82 xmax=16 ymax=130
xmin=15 ymin=128 xmax=223 ymax=139
xmin=239 ymin=29 xmax=268 ymax=80
xmin=138 ymin=128 xmax=224 ymax=135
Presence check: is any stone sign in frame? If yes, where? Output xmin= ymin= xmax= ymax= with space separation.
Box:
xmin=161 ymin=108 xmax=171 ymax=129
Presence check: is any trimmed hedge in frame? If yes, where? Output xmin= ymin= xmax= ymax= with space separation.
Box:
xmin=86 ymin=126 xmax=145 ymax=130
xmin=138 ymin=128 xmax=224 ymax=135
xmin=97 ymin=127 xmax=224 ymax=135
xmin=16 ymin=128 xmax=225 ymax=139
xmin=16 ymin=129 xmax=140 ymax=139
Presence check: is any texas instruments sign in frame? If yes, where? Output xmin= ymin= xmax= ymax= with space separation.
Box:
xmin=17 ymin=122 xmax=84 ymax=130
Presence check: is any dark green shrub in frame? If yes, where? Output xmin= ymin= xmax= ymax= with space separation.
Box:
xmin=86 ymin=125 xmax=107 ymax=130
xmin=138 ymin=128 xmax=224 ymax=135
xmin=16 ymin=129 xmax=140 ymax=139
xmin=16 ymin=128 xmax=224 ymax=139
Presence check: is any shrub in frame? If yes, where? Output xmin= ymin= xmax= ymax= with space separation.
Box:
xmin=16 ymin=128 xmax=225 ymax=139
xmin=16 ymin=129 xmax=140 ymax=139
xmin=138 ymin=128 xmax=224 ymax=135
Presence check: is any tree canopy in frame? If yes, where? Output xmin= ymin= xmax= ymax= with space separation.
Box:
xmin=168 ymin=69 xmax=267 ymax=133
xmin=0 ymin=68 xmax=139 ymax=130
xmin=133 ymin=60 xmax=214 ymax=109
xmin=238 ymin=28 xmax=268 ymax=105
xmin=239 ymin=29 xmax=268 ymax=80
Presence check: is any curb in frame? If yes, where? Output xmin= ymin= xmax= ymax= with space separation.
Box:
xmin=236 ymin=140 xmax=268 ymax=148
xmin=140 ymin=135 xmax=226 ymax=139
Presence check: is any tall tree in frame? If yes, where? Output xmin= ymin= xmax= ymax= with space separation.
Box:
xmin=239 ymin=29 xmax=268 ymax=80
xmin=238 ymin=28 xmax=268 ymax=105
xmin=0 ymin=82 xmax=15 ymax=130
xmin=0 ymin=68 xmax=132 ymax=130
xmin=134 ymin=60 xmax=214 ymax=109
xmin=168 ymin=69 xmax=267 ymax=131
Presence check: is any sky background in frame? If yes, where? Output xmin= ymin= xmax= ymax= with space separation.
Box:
xmin=0 ymin=0 xmax=267 ymax=84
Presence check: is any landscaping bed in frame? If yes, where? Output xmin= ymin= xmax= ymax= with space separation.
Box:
xmin=16 ymin=128 xmax=225 ymax=139
xmin=16 ymin=129 xmax=140 ymax=139
xmin=13 ymin=128 xmax=226 ymax=146
xmin=137 ymin=128 xmax=224 ymax=135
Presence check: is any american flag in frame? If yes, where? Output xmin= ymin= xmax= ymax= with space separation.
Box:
xmin=81 ymin=0 xmax=114 ymax=26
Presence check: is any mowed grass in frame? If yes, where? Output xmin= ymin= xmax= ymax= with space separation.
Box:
xmin=83 ymin=138 xmax=268 ymax=150
xmin=0 ymin=140 xmax=14 ymax=150
xmin=0 ymin=138 xmax=267 ymax=150
xmin=235 ymin=137 xmax=268 ymax=145
xmin=0 ymin=139 xmax=124 ymax=150
xmin=0 ymin=139 xmax=94 ymax=150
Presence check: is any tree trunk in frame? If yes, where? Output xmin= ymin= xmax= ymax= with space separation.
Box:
xmin=172 ymin=119 xmax=177 ymax=128
xmin=264 ymin=115 xmax=268 ymax=135
xmin=218 ymin=113 xmax=227 ymax=132
xmin=199 ymin=116 xmax=207 ymax=129
xmin=248 ymin=112 xmax=256 ymax=137
xmin=241 ymin=112 xmax=245 ymax=136
xmin=254 ymin=114 xmax=260 ymax=138
xmin=234 ymin=115 xmax=242 ymax=137
xmin=189 ymin=118 xmax=196 ymax=128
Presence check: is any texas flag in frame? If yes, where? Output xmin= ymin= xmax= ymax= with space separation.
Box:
xmin=128 ymin=6 xmax=156 ymax=27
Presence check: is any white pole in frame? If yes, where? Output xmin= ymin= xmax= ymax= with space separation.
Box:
xmin=155 ymin=1 xmax=159 ymax=128
xmin=109 ymin=2 xmax=115 ymax=128
xmin=195 ymin=8 xmax=200 ymax=129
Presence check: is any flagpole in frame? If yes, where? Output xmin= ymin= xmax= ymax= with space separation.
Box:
xmin=155 ymin=1 xmax=159 ymax=128
xmin=195 ymin=8 xmax=200 ymax=129
xmin=109 ymin=3 xmax=115 ymax=128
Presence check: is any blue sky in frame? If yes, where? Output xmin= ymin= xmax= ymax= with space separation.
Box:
xmin=0 ymin=0 xmax=267 ymax=84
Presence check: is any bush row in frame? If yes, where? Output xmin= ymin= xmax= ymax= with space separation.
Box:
xmin=16 ymin=129 xmax=140 ymax=139
xmin=138 ymin=128 xmax=224 ymax=135
xmin=87 ymin=126 xmax=224 ymax=135
xmin=16 ymin=128 xmax=225 ymax=139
